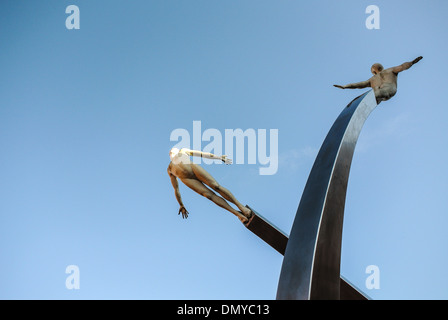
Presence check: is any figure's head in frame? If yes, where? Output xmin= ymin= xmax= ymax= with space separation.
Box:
xmin=169 ymin=147 xmax=180 ymax=160
xmin=371 ymin=63 xmax=384 ymax=75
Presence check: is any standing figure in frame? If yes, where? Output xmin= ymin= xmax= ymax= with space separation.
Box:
xmin=167 ymin=148 xmax=252 ymax=223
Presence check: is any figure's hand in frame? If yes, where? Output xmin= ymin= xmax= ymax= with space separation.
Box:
xmin=221 ymin=155 xmax=232 ymax=165
xmin=333 ymin=84 xmax=345 ymax=89
xmin=178 ymin=206 xmax=189 ymax=219
xmin=413 ymin=56 xmax=423 ymax=64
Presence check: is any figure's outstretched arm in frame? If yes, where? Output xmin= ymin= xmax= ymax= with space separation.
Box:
xmin=334 ymin=80 xmax=371 ymax=90
xmin=391 ymin=56 xmax=423 ymax=73
xmin=182 ymin=148 xmax=232 ymax=164
xmin=168 ymin=169 xmax=188 ymax=218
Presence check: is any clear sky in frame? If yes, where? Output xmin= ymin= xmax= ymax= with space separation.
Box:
xmin=1 ymin=0 xmax=447 ymax=300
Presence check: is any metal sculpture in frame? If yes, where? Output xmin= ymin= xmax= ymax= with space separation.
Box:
xmin=276 ymin=90 xmax=377 ymax=299
xmin=244 ymin=207 xmax=369 ymax=300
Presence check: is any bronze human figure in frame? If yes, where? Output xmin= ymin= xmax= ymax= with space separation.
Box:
xmin=334 ymin=56 xmax=422 ymax=103
xmin=167 ymin=148 xmax=252 ymax=223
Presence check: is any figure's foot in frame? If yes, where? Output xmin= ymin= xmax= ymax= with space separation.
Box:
xmin=238 ymin=208 xmax=254 ymax=225
xmin=238 ymin=215 xmax=248 ymax=224
xmin=241 ymin=207 xmax=252 ymax=219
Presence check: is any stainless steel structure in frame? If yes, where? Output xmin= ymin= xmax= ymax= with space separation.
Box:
xmin=245 ymin=207 xmax=369 ymax=300
xmin=276 ymin=90 xmax=377 ymax=299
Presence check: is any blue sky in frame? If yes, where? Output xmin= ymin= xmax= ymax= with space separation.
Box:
xmin=1 ymin=0 xmax=447 ymax=299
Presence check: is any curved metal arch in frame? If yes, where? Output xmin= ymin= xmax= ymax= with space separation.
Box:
xmin=276 ymin=90 xmax=377 ymax=300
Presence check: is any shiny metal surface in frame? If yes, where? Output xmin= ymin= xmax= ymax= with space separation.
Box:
xmin=245 ymin=206 xmax=288 ymax=254
xmin=276 ymin=90 xmax=377 ymax=300
xmin=244 ymin=207 xmax=369 ymax=300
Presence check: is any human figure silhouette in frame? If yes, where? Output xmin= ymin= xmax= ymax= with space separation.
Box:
xmin=167 ymin=148 xmax=252 ymax=223
xmin=334 ymin=56 xmax=422 ymax=103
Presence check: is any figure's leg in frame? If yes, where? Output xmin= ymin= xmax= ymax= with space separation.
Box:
xmin=181 ymin=178 xmax=248 ymax=222
xmin=191 ymin=164 xmax=252 ymax=218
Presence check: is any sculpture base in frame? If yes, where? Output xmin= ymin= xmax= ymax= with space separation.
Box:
xmin=244 ymin=206 xmax=288 ymax=255
xmin=243 ymin=205 xmax=369 ymax=300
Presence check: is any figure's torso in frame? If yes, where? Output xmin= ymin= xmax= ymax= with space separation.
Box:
xmin=370 ymin=69 xmax=398 ymax=92
xmin=168 ymin=154 xmax=196 ymax=179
